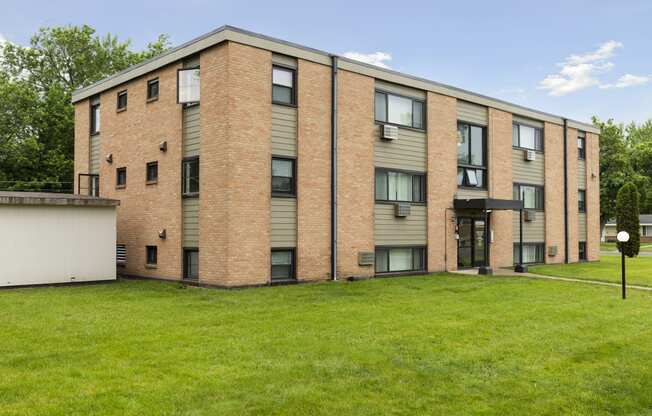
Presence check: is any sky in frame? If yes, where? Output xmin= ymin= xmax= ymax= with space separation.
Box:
xmin=1 ymin=0 xmax=651 ymax=124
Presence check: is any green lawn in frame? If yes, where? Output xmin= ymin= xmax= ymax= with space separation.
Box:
xmin=2 ymin=276 xmax=652 ymax=415
xmin=530 ymin=255 xmax=652 ymax=287
xmin=601 ymin=242 xmax=652 ymax=252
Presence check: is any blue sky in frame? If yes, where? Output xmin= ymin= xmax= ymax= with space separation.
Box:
xmin=2 ymin=0 xmax=651 ymax=124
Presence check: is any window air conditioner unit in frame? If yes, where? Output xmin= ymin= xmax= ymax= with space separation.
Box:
xmin=524 ymin=150 xmax=536 ymax=161
xmin=380 ymin=124 xmax=399 ymax=141
xmin=395 ymin=203 xmax=411 ymax=218
xmin=524 ymin=209 xmax=536 ymax=222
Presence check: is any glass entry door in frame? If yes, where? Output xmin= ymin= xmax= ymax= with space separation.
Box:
xmin=457 ymin=217 xmax=487 ymax=268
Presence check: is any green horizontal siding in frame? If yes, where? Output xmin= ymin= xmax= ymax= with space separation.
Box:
xmin=374 ymin=204 xmax=426 ymax=246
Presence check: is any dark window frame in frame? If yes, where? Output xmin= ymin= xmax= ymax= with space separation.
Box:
xmin=116 ymin=167 xmax=127 ymax=189
xmin=271 ymin=248 xmax=296 ymax=282
xmin=116 ymin=90 xmax=128 ymax=111
xmin=272 ymin=157 xmax=296 ymax=197
xmin=183 ymin=248 xmax=199 ymax=280
xmin=512 ymin=122 xmax=544 ymax=152
xmin=577 ymin=136 xmax=586 ymax=160
xmin=578 ymin=241 xmax=587 ymax=261
xmin=181 ymin=156 xmax=199 ymax=197
xmin=146 ymin=161 xmax=158 ymax=184
xmin=146 ymin=245 xmax=157 ymax=266
xmin=90 ymin=102 xmax=100 ymax=135
xmin=272 ymin=64 xmax=297 ymax=107
xmin=513 ymin=242 xmax=545 ymax=265
xmin=147 ymin=78 xmax=159 ymax=102
xmin=457 ymin=121 xmax=488 ymax=189
xmin=374 ymin=168 xmax=426 ymax=204
xmin=375 ymin=246 xmax=427 ymax=274
xmin=578 ymin=189 xmax=586 ymax=213
xmin=374 ymin=89 xmax=426 ymax=130
xmin=513 ymin=183 xmax=545 ymax=211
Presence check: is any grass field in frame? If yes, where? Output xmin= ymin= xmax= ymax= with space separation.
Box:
xmin=530 ymin=255 xmax=652 ymax=287
xmin=601 ymin=242 xmax=652 ymax=252
xmin=2 ymin=276 xmax=652 ymax=415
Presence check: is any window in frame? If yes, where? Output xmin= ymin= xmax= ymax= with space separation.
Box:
xmin=147 ymin=78 xmax=159 ymax=101
xmin=513 ymin=123 xmax=543 ymax=151
xmin=457 ymin=123 xmax=487 ymax=188
xmin=271 ymin=249 xmax=295 ymax=281
xmin=578 ymin=190 xmax=586 ymax=213
xmin=513 ymin=243 xmax=544 ymax=264
xmin=374 ymin=91 xmax=425 ymax=129
xmin=578 ymin=135 xmax=586 ymax=159
xmin=272 ymin=66 xmax=296 ymax=105
xmin=146 ymin=161 xmax=158 ymax=184
xmin=116 ymin=167 xmax=127 ymax=188
xmin=178 ymin=68 xmax=200 ymax=104
xmin=375 ymin=169 xmax=425 ymax=203
xmin=578 ymin=242 xmax=587 ymax=261
xmin=272 ymin=158 xmax=296 ymax=196
xmin=90 ymin=102 xmax=100 ymax=134
xmin=513 ymin=184 xmax=544 ymax=210
xmin=146 ymin=246 xmax=157 ymax=265
xmin=183 ymin=249 xmax=199 ymax=280
xmin=375 ymin=247 xmax=426 ymax=273
xmin=182 ymin=157 xmax=199 ymax=196
xmin=117 ymin=90 xmax=128 ymax=111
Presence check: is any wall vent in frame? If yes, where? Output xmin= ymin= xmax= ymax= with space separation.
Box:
xmin=547 ymin=245 xmax=558 ymax=257
xmin=380 ymin=124 xmax=399 ymax=141
xmin=116 ymin=244 xmax=127 ymax=266
xmin=358 ymin=252 xmax=375 ymax=266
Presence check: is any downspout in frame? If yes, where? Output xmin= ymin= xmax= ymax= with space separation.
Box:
xmin=331 ymin=56 xmax=338 ymax=280
xmin=563 ymin=118 xmax=569 ymax=263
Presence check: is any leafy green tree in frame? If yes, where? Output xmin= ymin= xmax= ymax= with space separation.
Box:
xmin=0 ymin=25 xmax=170 ymax=192
xmin=616 ymin=182 xmax=640 ymax=257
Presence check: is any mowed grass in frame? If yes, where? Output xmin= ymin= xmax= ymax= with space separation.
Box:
xmin=601 ymin=242 xmax=652 ymax=252
xmin=2 ymin=276 xmax=652 ymax=415
xmin=531 ymin=255 xmax=652 ymax=287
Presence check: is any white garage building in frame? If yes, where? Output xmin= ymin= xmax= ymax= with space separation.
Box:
xmin=0 ymin=192 xmax=119 ymax=287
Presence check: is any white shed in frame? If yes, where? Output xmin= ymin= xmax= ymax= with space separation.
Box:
xmin=0 ymin=192 xmax=120 ymax=287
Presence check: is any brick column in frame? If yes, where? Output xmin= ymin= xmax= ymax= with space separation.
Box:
xmin=488 ymin=108 xmax=513 ymax=269
xmin=297 ymin=59 xmax=331 ymax=281
xmin=586 ymin=132 xmax=601 ymax=260
xmin=566 ymin=127 xmax=579 ymax=262
xmin=544 ymin=122 xmax=565 ymax=263
xmin=427 ymin=93 xmax=457 ymax=271
xmin=73 ymin=101 xmax=90 ymax=195
xmin=336 ymin=69 xmax=375 ymax=278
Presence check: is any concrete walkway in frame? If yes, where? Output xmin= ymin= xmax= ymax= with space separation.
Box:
xmin=452 ymin=268 xmax=652 ymax=292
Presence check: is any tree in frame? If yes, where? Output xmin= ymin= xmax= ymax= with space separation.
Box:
xmin=616 ymin=182 xmax=640 ymax=257
xmin=0 ymin=25 xmax=170 ymax=191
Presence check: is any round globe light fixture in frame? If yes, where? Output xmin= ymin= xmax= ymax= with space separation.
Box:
xmin=617 ymin=231 xmax=630 ymax=243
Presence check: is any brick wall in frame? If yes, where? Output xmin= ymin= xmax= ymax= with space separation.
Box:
xmin=566 ymin=127 xmax=579 ymax=263
xmin=73 ymin=101 xmax=90 ymax=194
xmin=336 ymin=69 xmax=375 ymax=278
xmin=544 ymin=122 xmax=565 ymax=263
xmin=586 ymin=132 xmax=601 ymax=260
xmin=427 ymin=93 xmax=458 ymax=271
xmin=488 ymin=108 xmax=513 ymax=268
xmin=200 ymin=41 xmax=271 ymax=286
xmin=93 ymin=62 xmax=184 ymax=280
xmin=297 ymin=59 xmax=332 ymax=281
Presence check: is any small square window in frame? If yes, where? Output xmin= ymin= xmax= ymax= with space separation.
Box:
xmin=146 ymin=246 xmax=157 ymax=265
xmin=271 ymin=249 xmax=295 ymax=281
xmin=117 ymin=91 xmax=128 ymax=111
xmin=146 ymin=161 xmax=158 ymax=184
xmin=116 ymin=167 xmax=127 ymax=188
xmin=147 ymin=78 xmax=159 ymax=101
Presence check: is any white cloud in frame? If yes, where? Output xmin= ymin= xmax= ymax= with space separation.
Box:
xmin=342 ymin=51 xmax=392 ymax=69
xmin=538 ymin=41 xmax=622 ymax=96
xmin=600 ymin=73 xmax=651 ymax=89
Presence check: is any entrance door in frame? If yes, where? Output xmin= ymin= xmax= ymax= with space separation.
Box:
xmin=457 ymin=217 xmax=487 ymax=268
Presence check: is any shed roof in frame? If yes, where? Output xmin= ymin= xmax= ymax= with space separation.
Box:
xmin=0 ymin=192 xmax=120 ymax=207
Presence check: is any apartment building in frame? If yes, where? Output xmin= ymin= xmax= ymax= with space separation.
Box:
xmin=72 ymin=26 xmax=600 ymax=286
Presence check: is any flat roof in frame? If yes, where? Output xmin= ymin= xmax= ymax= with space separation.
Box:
xmin=0 ymin=192 xmax=120 ymax=207
xmin=71 ymin=25 xmax=599 ymax=134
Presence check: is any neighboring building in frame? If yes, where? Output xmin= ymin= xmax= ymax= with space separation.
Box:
xmin=604 ymin=215 xmax=652 ymax=243
xmin=71 ymin=26 xmax=600 ymax=287
xmin=0 ymin=192 xmax=119 ymax=287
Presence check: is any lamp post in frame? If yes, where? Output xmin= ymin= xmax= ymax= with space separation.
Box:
xmin=617 ymin=231 xmax=630 ymax=300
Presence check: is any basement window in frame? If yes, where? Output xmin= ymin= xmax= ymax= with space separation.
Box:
xmin=271 ymin=249 xmax=295 ymax=281
xmin=513 ymin=243 xmax=544 ymax=265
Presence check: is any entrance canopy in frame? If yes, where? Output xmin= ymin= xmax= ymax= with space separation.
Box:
xmin=454 ymin=198 xmax=524 ymax=211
